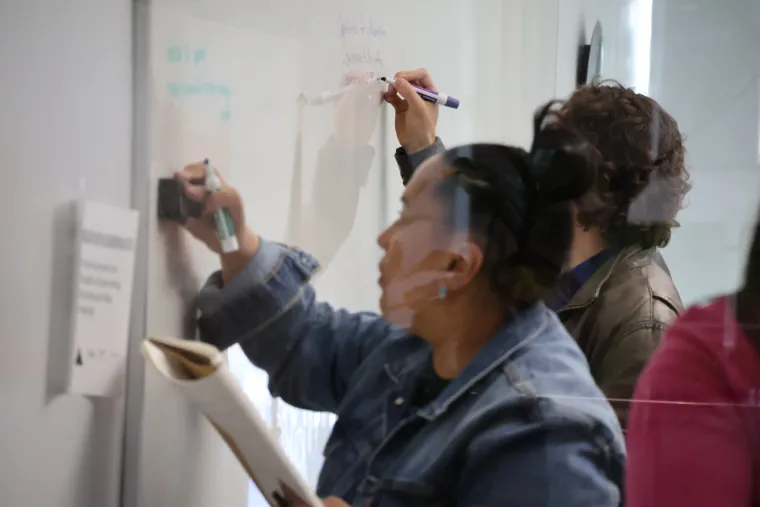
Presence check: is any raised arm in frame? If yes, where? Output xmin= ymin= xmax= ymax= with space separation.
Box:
xmin=395 ymin=138 xmax=445 ymax=185
xmin=285 ymin=135 xmax=375 ymax=268
xmin=174 ymin=162 xmax=399 ymax=414
xmin=382 ymin=68 xmax=446 ymax=186
xmin=287 ymin=72 xmax=379 ymax=268
xmin=197 ymin=239 xmax=397 ymax=413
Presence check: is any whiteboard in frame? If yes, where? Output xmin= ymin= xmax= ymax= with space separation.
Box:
xmin=129 ymin=1 xmax=563 ymax=506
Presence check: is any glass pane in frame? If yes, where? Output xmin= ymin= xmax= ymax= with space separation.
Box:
xmin=144 ymin=0 xmax=759 ymax=505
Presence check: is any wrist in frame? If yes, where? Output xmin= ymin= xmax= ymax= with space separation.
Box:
xmin=237 ymin=229 xmax=260 ymax=258
xmin=402 ymin=136 xmax=436 ymax=154
xmin=220 ymin=229 xmax=259 ymax=285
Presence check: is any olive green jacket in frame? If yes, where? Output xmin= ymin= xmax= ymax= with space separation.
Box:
xmin=557 ymin=246 xmax=683 ymax=429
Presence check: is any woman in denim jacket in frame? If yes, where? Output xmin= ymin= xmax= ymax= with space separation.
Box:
xmin=177 ymin=102 xmax=625 ymax=507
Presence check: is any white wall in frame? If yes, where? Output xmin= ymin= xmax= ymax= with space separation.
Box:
xmin=555 ymin=0 xmax=658 ymax=98
xmin=649 ymin=0 xmax=760 ymax=304
xmin=0 ymin=1 xmax=133 ymax=506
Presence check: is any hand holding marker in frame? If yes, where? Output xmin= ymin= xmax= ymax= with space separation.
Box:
xmin=204 ymin=159 xmax=239 ymax=253
xmin=379 ymin=76 xmax=460 ymax=109
xmin=300 ymin=73 xmax=460 ymax=109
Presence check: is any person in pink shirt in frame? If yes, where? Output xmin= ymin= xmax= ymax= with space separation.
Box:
xmin=626 ymin=215 xmax=760 ymax=506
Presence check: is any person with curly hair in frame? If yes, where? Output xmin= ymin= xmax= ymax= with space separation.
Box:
xmin=388 ymin=70 xmax=691 ymax=430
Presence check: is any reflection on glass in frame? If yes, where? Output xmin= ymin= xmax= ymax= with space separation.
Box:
xmin=160 ymin=1 xmax=760 ymax=506
xmin=627 ymin=0 xmax=653 ymax=95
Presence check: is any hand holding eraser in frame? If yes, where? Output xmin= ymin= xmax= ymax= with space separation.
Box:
xmin=157 ymin=177 xmax=204 ymax=224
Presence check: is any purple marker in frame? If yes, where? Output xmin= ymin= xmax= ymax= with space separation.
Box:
xmin=380 ymin=76 xmax=460 ymax=109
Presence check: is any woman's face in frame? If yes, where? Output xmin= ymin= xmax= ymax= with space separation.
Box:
xmin=376 ymin=155 xmax=480 ymax=329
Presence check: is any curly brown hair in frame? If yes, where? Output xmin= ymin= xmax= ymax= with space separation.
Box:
xmin=558 ymin=81 xmax=691 ymax=248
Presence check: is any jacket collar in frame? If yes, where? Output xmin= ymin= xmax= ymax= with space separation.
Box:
xmin=560 ymin=245 xmax=675 ymax=312
xmin=383 ymin=303 xmax=552 ymax=421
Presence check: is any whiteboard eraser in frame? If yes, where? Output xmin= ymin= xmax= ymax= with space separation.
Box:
xmin=157 ymin=178 xmax=204 ymax=224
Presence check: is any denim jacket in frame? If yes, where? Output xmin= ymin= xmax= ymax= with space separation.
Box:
xmin=197 ymin=239 xmax=626 ymax=507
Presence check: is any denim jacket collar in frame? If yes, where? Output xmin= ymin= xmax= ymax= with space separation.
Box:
xmin=382 ymin=303 xmax=549 ymax=421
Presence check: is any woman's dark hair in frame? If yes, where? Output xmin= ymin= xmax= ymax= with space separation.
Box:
xmin=435 ymin=101 xmax=600 ymax=306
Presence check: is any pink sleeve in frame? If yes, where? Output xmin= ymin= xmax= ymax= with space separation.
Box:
xmin=626 ymin=330 xmax=752 ymax=507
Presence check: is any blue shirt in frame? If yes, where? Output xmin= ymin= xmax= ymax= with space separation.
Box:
xmin=545 ymin=249 xmax=618 ymax=312
xmin=197 ymin=239 xmax=626 ymax=507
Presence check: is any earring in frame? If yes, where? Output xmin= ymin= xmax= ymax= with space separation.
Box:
xmin=438 ymin=285 xmax=448 ymax=300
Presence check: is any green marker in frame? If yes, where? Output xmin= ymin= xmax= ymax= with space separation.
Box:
xmin=204 ymin=159 xmax=239 ymax=253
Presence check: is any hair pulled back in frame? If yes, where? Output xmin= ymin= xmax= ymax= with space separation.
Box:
xmin=437 ymin=101 xmax=602 ymax=306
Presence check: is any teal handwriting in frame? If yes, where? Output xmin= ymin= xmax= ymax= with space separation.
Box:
xmin=166 ymin=81 xmax=231 ymax=122
xmin=167 ymin=81 xmax=230 ymax=98
xmin=167 ymin=44 xmax=206 ymax=64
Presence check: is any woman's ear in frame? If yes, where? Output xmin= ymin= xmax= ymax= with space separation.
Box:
xmin=444 ymin=241 xmax=483 ymax=292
